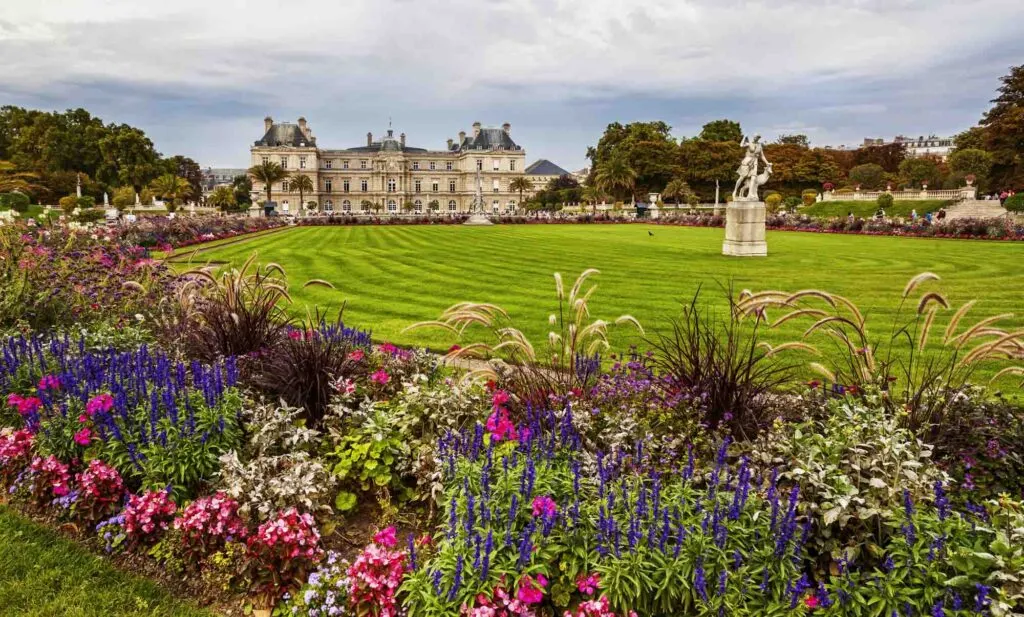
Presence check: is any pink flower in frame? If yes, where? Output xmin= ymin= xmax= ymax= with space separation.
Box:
xmin=37 ymin=375 xmax=61 ymax=391
xmin=517 ymin=574 xmax=547 ymax=605
xmin=491 ymin=389 xmax=510 ymax=408
xmin=371 ymin=369 xmax=390 ymax=385
xmin=73 ymin=427 xmax=92 ymax=446
xmin=805 ymin=595 xmax=820 ymax=609
xmin=532 ymin=495 xmax=557 ymax=519
xmin=485 ymin=408 xmax=518 ymax=442
xmin=85 ymin=393 xmax=114 ymax=416
xmin=577 ymin=573 xmax=601 ymax=595
xmin=379 ymin=342 xmax=398 ymax=355
xmin=348 ymin=349 xmax=365 ymax=362
xmin=288 ymin=329 xmax=303 ymax=340
xmin=373 ymin=526 xmax=398 ymax=548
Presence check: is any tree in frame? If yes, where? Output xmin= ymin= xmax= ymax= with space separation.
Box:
xmin=586 ymin=121 xmax=677 ymax=195
xmin=208 ymin=185 xmax=237 ymax=211
xmin=165 ymin=155 xmax=204 ymax=200
xmin=776 ymin=134 xmax=810 ymax=148
xmin=981 ymin=65 xmax=1024 ymax=189
xmin=248 ymin=160 xmax=289 ymax=206
xmin=402 ymin=200 xmax=415 ymax=214
xmin=149 ymin=174 xmax=192 ymax=211
xmin=111 ymin=185 xmax=152 ymax=209
xmin=372 ymin=201 xmax=383 ymax=215
xmin=360 ymin=199 xmax=373 ymax=212
xmin=428 ymin=199 xmax=440 ymax=212
xmin=953 ymin=127 xmax=986 ymax=151
xmin=232 ymin=174 xmax=252 ymax=206
xmin=853 ymin=142 xmax=906 ymax=173
xmin=662 ymin=178 xmax=693 ymax=205
xmin=848 ymin=163 xmax=886 ymax=190
xmin=97 ymin=125 xmax=161 ymax=193
xmin=509 ymin=177 xmax=532 ymax=209
xmin=947 ymin=149 xmax=993 ymax=189
xmin=594 ymin=154 xmax=637 ymax=203
xmin=0 ymin=160 xmax=43 ymax=195
xmin=678 ymin=138 xmax=743 ymax=199
xmin=699 ymin=119 xmax=742 ymax=143
xmin=290 ymin=174 xmax=314 ymax=212
xmin=898 ymin=157 xmax=941 ymax=188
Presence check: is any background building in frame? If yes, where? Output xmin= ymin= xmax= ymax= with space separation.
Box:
xmin=250 ymin=117 xmax=530 ymax=214
xmin=524 ymin=159 xmax=572 ymax=192
xmin=861 ymin=135 xmax=955 ymax=160
xmin=201 ymin=167 xmax=246 ymax=198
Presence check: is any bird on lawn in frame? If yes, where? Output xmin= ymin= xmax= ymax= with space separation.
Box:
xmin=648 ymin=230 xmax=654 ymax=236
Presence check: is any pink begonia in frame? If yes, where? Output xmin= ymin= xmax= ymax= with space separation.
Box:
xmin=486 ymin=408 xmax=518 ymax=442
xmin=85 ymin=393 xmax=114 ymax=416
xmin=7 ymin=393 xmax=43 ymax=416
xmin=73 ymin=428 xmax=92 ymax=446
xmin=373 ymin=526 xmax=398 ymax=548
xmin=174 ymin=492 xmax=247 ymax=557
xmin=347 ymin=540 xmax=407 ymax=617
xmin=37 ymin=375 xmax=61 ymax=391
xmin=379 ymin=342 xmax=399 ymax=355
xmin=517 ymin=574 xmax=547 ymax=605
xmin=577 ymin=573 xmax=601 ymax=595
xmin=348 ymin=349 xmax=365 ymax=362
xmin=75 ymin=459 xmax=124 ymax=520
xmin=371 ymin=369 xmax=391 ymax=385
xmin=563 ymin=595 xmax=638 ymax=617
xmin=123 ymin=490 xmax=178 ymax=542
xmin=29 ymin=455 xmax=71 ymax=497
xmin=462 ymin=579 xmax=538 ymax=616
xmin=0 ymin=428 xmax=33 ymax=465
xmin=246 ymin=508 xmax=324 ymax=602
xmin=492 ymin=389 xmax=510 ymax=408
xmin=531 ymin=496 xmax=557 ymax=519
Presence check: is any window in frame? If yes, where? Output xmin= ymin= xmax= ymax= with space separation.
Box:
xmin=492 ymin=159 xmax=499 ymax=171
xmin=282 ymin=200 xmax=289 ymax=211
xmin=298 ymin=156 xmax=305 ymax=169
xmin=361 ymin=201 xmax=369 ymax=212
xmin=414 ymin=199 xmax=422 ymax=213
xmin=412 ymin=162 xmax=419 ymax=170
xmin=449 ymin=180 xmax=457 ymax=193
xmin=280 ymin=156 xmax=288 ymax=169
xmin=431 ymin=180 xmax=439 ymax=192
xmin=343 ymin=180 xmax=350 ymax=192
xmin=325 ymin=179 xmax=332 ymax=192
xmin=448 ymin=200 xmax=457 ymax=211
xmin=387 ymin=178 xmax=396 ymax=192
xmin=429 ymin=161 xmax=436 ymax=170
xmin=387 ymin=199 xmax=397 ymax=212
xmin=446 ymin=161 xmax=453 ymax=171
xmin=476 ymin=159 xmax=483 ymax=171
xmin=414 ymin=180 xmax=421 ymax=193
xmin=282 ymin=180 xmax=289 ymax=192
xmin=343 ymin=161 xmax=349 ymax=169
xmin=360 ymin=160 xmax=367 ymax=170
xmin=324 ymin=199 xmax=333 ymax=212
xmin=493 ymin=179 xmax=500 ymax=193
xmin=342 ymin=200 xmax=351 ymax=212
xmin=492 ymin=200 xmax=500 ymax=211
xmin=509 ymin=160 xmax=516 ymax=171
xmin=261 ymin=156 xmax=269 ymax=165
xmin=361 ymin=180 xmax=368 ymax=192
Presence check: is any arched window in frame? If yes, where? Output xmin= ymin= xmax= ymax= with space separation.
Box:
xmin=387 ymin=199 xmax=397 ymax=212
xmin=448 ymin=200 xmax=457 ymax=211
xmin=342 ymin=200 xmax=351 ymax=212
xmin=414 ymin=199 xmax=422 ymax=213
xmin=324 ymin=200 xmax=333 ymax=212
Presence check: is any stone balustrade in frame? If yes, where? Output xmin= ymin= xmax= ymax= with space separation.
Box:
xmin=822 ymin=186 xmax=976 ymax=201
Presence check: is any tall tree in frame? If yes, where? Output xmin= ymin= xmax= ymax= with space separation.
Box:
xmin=594 ymin=154 xmax=637 ymax=203
xmin=586 ymin=121 xmax=677 ymax=194
xmin=776 ymin=134 xmax=810 ymax=147
xmin=853 ymin=142 xmax=906 ymax=173
xmin=953 ymin=126 xmax=986 ymax=151
xmin=149 ymin=174 xmax=192 ymax=210
xmin=98 ymin=125 xmax=162 ymax=193
xmin=981 ymin=64 xmax=1024 ymax=189
xmin=207 ymin=185 xmax=237 ymax=211
xmin=509 ymin=176 xmax=532 ymax=208
xmin=699 ymin=119 xmax=743 ymax=143
xmin=290 ymin=174 xmax=315 ymax=212
xmin=0 ymin=160 xmax=43 ymax=195
xmin=166 ymin=155 xmax=204 ymax=199
xmin=248 ymin=160 xmax=289 ymax=206
xmin=947 ymin=149 xmax=993 ymax=189
xmin=662 ymin=178 xmax=693 ymax=205
xmin=232 ymin=174 xmax=253 ymax=206
xmin=898 ymin=157 xmax=941 ymax=188
xmin=848 ymin=163 xmax=886 ymax=190
xmin=678 ymin=138 xmax=743 ymax=199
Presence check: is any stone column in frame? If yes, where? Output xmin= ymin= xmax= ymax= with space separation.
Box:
xmin=722 ymin=199 xmax=767 ymax=256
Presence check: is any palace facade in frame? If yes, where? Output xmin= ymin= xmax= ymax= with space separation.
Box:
xmin=250 ymin=117 xmax=528 ymax=214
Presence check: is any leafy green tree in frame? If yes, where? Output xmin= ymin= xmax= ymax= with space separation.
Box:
xmin=232 ymin=174 xmax=252 ymax=206
xmin=898 ymin=157 xmax=941 ymax=188
xmin=0 ymin=160 xmax=42 ymax=195
xmin=509 ymin=176 xmax=532 ymax=209
xmin=699 ymin=119 xmax=743 ymax=143
xmin=586 ymin=121 xmax=677 ymax=194
xmin=208 ymin=185 xmax=237 ymax=211
xmin=662 ymin=178 xmax=693 ymax=205
xmin=402 ymin=200 xmax=415 ymax=214
xmin=112 ymin=185 xmax=151 ymax=209
xmin=853 ymin=142 xmax=906 ymax=173
xmin=149 ymin=174 xmax=192 ymax=210
xmin=165 ymin=155 xmax=204 ymax=199
xmin=948 ymin=148 xmax=993 ymax=189
xmin=953 ymin=126 xmax=986 ymax=151
xmin=848 ymin=163 xmax=886 ymax=190
xmin=981 ymin=65 xmax=1024 ymax=189
xmin=594 ymin=154 xmax=637 ymax=203
xmin=776 ymin=134 xmax=810 ymax=147
xmin=290 ymin=174 xmax=314 ymax=212
xmin=248 ymin=160 xmax=289 ymax=206
xmin=678 ymin=138 xmax=743 ymax=199
xmin=0 ymin=191 xmax=30 ymax=213
xmin=98 ymin=125 xmax=162 ymax=193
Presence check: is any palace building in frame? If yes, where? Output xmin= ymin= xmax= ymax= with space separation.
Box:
xmin=250 ymin=117 xmax=530 ymax=214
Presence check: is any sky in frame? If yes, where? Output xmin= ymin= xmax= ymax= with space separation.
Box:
xmin=1 ymin=0 xmax=1023 ymax=170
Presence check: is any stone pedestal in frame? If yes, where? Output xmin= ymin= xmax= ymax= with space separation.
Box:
xmin=463 ymin=212 xmax=493 ymax=226
xmin=722 ymin=199 xmax=767 ymax=257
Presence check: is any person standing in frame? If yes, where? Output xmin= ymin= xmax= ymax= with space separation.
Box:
xmin=1000 ymin=190 xmax=1008 ymax=205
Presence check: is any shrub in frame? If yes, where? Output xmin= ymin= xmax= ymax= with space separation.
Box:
xmin=783 ymin=195 xmax=802 ymax=211
xmin=76 ymin=207 xmax=105 ymax=224
xmin=122 ymin=489 xmax=178 ymax=545
xmin=346 ymin=527 xmax=407 ymax=616
xmin=801 ymin=189 xmax=818 ymax=206
xmin=764 ymin=193 xmax=782 ymax=213
xmin=327 ymin=401 xmax=411 ymax=508
xmin=243 ymin=507 xmax=324 ymax=609
xmin=877 ymin=193 xmax=894 ymax=209
xmin=1005 ymin=193 xmax=1024 ymax=212
xmin=0 ymin=191 xmax=30 ymax=213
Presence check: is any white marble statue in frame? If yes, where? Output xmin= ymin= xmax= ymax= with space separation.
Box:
xmin=732 ymin=135 xmax=771 ymax=201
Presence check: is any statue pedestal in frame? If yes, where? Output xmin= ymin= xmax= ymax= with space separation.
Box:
xmin=722 ymin=199 xmax=767 ymax=257
xmin=463 ymin=212 xmax=493 ymax=226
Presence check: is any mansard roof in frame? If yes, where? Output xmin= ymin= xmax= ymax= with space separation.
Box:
xmin=255 ymin=122 xmax=316 ymax=147
xmin=456 ymin=128 xmax=520 ymax=151
xmin=525 ymin=159 xmax=570 ymax=176
xmin=345 ymin=129 xmax=427 ymax=153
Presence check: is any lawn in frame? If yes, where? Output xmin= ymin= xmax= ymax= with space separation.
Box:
xmin=801 ymin=199 xmax=952 ymax=219
xmin=0 ymin=506 xmax=212 ymax=617
xmin=174 ymin=224 xmax=1024 ymax=380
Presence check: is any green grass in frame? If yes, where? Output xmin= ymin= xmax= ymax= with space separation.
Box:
xmin=0 ymin=506 xmax=213 ymax=616
xmin=802 ymin=199 xmax=952 ymax=219
xmin=178 ymin=224 xmax=1024 ymax=381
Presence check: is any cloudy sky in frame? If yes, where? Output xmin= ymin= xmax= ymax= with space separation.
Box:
xmin=1 ymin=0 xmax=1022 ymax=169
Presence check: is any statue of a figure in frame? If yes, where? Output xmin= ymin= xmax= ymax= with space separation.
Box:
xmin=732 ymin=135 xmax=771 ymax=201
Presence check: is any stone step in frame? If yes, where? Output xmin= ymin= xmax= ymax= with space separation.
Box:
xmin=944 ymin=200 xmax=1008 ymax=221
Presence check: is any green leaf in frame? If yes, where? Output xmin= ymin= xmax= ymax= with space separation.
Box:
xmin=334 ymin=491 xmax=358 ymax=512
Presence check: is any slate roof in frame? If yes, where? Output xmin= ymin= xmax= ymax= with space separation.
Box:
xmin=345 ymin=129 xmax=427 ymax=153
xmin=524 ymin=159 xmax=571 ymax=176
xmin=457 ymin=128 xmax=521 ymax=151
xmin=255 ymin=122 xmax=316 ymax=147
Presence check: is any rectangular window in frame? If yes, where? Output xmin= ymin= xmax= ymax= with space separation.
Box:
xmin=360 ymin=160 xmax=367 ymax=169
xmin=429 ymin=161 xmax=436 ymax=170
xmin=282 ymin=180 xmax=289 ymax=192
xmin=414 ymin=180 xmax=421 ymax=193
xmin=261 ymin=156 xmax=269 ymax=165
xmin=509 ymin=160 xmax=516 ymax=171
xmin=298 ymin=156 xmax=305 ymax=169
xmin=432 ymin=180 xmax=439 ymax=192
xmin=493 ymin=179 xmax=500 ymax=193
xmin=280 ymin=156 xmax=288 ymax=169
xmin=449 ymin=180 xmax=457 ymax=193
xmin=324 ymin=159 xmax=332 ymax=169
xmin=343 ymin=160 xmax=349 ymax=169
xmin=412 ymin=162 xmax=419 ymax=170
xmin=476 ymin=159 xmax=483 ymax=171
xmin=361 ymin=180 xmax=368 ymax=192
xmin=387 ymin=178 xmax=396 ymax=192
xmin=492 ymin=159 xmax=499 ymax=171
xmin=343 ymin=180 xmax=350 ymax=192
xmin=325 ymin=179 xmax=332 ymax=192
xmin=446 ymin=161 xmax=453 ymax=171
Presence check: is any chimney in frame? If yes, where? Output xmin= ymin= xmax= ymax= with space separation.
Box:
xmin=264 ymin=116 xmax=273 ymax=133
xmin=502 ymin=122 xmax=511 ymax=134
xmin=400 ymin=132 xmax=406 ymax=148
xmin=447 ymin=138 xmax=454 ymax=150
xmin=458 ymin=130 xmax=466 ymax=144
xmin=472 ymin=121 xmax=482 ymax=137
xmin=297 ymin=117 xmax=308 ymax=138
xmin=367 ymin=132 xmax=373 ymax=146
